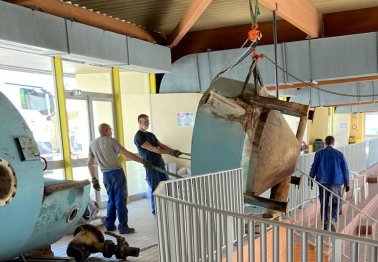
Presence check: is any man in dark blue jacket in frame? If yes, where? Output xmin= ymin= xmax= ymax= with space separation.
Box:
xmin=134 ymin=114 xmax=181 ymax=215
xmin=310 ymin=136 xmax=350 ymax=231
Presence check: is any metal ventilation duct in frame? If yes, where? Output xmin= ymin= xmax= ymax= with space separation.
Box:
xmin=160 ymin=32 xmax=378 ymax=105
xmin=0 ymin=1 xmax=171 ymax=73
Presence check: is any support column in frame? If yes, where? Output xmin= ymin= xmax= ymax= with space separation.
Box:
xmin=52 ymin=56 xmax=73 ymax=180
xmin=111 ymin=67 xmax=127 ymax=174
xmin=149 ymin=73 xmax=157 ymax=94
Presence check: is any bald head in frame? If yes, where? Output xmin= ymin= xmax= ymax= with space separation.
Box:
xmin=99 ymin=123 xmax=112 ymax=136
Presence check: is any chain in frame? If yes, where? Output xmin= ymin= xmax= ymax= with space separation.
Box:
xmin=264 ymin=55 xmax=378 ymax=98
xmin=212 ymin=39 xmax=255 ymax=82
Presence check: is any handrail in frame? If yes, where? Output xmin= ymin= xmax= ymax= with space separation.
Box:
xmin=155 ymin=184 xmax=378 ymax=246
xmin=154 ymin=168 xmax=378 ymax=262
xmin=296 ymin=168 xmax=378 ymax=225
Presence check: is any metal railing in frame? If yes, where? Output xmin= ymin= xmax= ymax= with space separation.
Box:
xmin=287 ymin=169 xmax=377 ymax=260
xmin=289 ymin=139 xmax=378 ymax=221
xmin=155 ymin=168 xmax=378 ymax=262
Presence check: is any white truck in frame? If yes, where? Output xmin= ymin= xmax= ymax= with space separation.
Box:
xmin=0 ymin=83 xmax=56 ymax=159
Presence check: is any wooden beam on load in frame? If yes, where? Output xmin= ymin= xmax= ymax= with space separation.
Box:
xmin=6 ymin=0 xmax=161 ymax=43
xmin=244 ymin=194 xmax=288 ymax=212
xmin=240 ymin=94 xmax=309 ymax=117
xmin=265 ymin=75 xmax=378 ymax=91
xmin=259 ymin=0 xmax=323 ymax=38
xmin=168 ymin=0 xmax=212 ymax=47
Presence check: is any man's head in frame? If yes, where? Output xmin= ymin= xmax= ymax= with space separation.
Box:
xmin=138 ymin=114 xmax=149 ymax=131
xmin=99 ymin=123 xmax=112 ymax=137
xmin=325 ymin=136 xmax=335 ymax=146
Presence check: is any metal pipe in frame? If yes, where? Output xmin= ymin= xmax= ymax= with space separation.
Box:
xmin=273 ymin=10 xmax=279 ymax=98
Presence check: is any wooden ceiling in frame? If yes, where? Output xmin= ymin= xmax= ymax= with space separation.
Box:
xmin=61 ymin=0 xmax=377 ymax=35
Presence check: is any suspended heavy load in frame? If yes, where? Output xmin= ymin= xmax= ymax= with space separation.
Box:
xmin=0 ymin=92 xmax=90 ymax=260
xmin=191 ymin=77 xmax=308 ymax=211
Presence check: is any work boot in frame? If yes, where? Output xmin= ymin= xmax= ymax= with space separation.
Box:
xmin=119 ymin=227 xmax=135 ymax=234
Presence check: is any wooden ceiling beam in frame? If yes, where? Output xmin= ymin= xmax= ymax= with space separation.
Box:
xmin=259 ymin=0 xmax=323 ymax=38
xmin=265 ymin=75 xmax=378 ymax=91
xmin=168 ymin=0 xmax=212 ymax=48
xmin=5 ymin=0 xmax=162 ymax=43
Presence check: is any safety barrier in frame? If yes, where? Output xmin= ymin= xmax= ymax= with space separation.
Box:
xmin=155 ymin=168 xmax=378 ymax=262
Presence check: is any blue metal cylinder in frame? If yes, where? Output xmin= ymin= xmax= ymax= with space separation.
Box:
xmin=0 ymin=92 xmax=90 ymax=260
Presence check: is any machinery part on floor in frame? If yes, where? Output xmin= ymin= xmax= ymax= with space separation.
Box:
xmin=0 ymin=92 xmax=90 ymax=261
xmin=66 ymin=224 xmax=140 ymax=261
xmin=191 ymin=77 xmax=309 ymax=212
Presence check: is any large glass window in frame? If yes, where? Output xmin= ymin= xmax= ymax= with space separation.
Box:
xmin=365 ymin=113 xmax=378 ymax=138
xmin=0 ymin=69 xmax=63 ymax=179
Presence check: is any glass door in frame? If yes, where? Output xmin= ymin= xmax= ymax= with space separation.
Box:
xmin=66 ymin=91 xmax=114 ymax=207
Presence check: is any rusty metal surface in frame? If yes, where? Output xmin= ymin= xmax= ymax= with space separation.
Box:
xmin=16 ymin=136 xmax=40 ymax=160
xmin=246 ymin=110 xmax=300 ymax=195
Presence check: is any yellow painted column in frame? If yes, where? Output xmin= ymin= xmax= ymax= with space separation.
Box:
xmin=149 ymin=73 xmax=156 ymax=94
xmin=330 ymin=106 xmax=335 ymax=136
xmin=52 ymin=57 xmax=73 ymax=180
xmin=111 ymin=67 xmax=127 ymax=174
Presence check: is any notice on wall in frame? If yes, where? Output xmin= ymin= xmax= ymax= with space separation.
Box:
xmin=340 ymin=123 xmax=347 ymax=129
xmin=176 ymin=112 xmax=195 ymax=127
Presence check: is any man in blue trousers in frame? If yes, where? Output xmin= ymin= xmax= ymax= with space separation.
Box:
xmin=88 ymin=123 xmax=152 ymax=234
xmin=310 ymin=135 xmax=350 ymax=231
xmin=134 ymin=114 xmax=181 ymax=215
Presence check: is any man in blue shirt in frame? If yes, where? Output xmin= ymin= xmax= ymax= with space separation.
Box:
xmin=134 ymin=114 xmax=181 ymax=215
xmin=309 ymin=136 xmax=350 ymax=231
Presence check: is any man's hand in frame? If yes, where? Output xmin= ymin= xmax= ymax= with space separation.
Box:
xmin=92 ymin=177 xmax=101 ymax=191
xmin=308 ymin=179 xmax=314 ymax=189
xmin=143 ymin=160 xmax=153 ymax=169
xmin=169 ymin=149 xmax=182 ymax=157
xmin=345 ymin=185 xmax=350 ymax=192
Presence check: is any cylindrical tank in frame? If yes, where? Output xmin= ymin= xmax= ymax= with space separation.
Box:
xmin=0 ymin=92 xmax=90 ymax=260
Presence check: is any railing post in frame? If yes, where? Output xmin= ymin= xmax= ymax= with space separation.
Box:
xmin=316 ymin=235 xmax=323 ymax=262
xmin=350 ymin=242 xmax=359 ymax=261
xmin=167 ymin=199 xmax=177 ymax=261
xmin=273 ymin=225 xmax=279 ymax=262
xmin=226 ymin=215 xmax=233 ymax=261
xmin=248 ymin=221 xmax=255 ymax=262
xmin=286 ymin=228 xmax=293 ymax=262
xmin=301 ymin=231 xmax=308 ymax=261
xmin=369 ymin=245 xmax=378 ymax=261
xmin=261 ymin=223 xmax=267 ymax=262
xmin=332 ymin=238 xmax=342 ymax=261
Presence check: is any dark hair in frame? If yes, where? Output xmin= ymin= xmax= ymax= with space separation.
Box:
xmin=325 ymin=136 xmax=335 ymax=146
xmin=138 ymin=114 xmax=148 ymax=122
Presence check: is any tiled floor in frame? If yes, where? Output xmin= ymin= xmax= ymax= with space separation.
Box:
xmin=52 ymin=198 xmax=160 ymax=262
